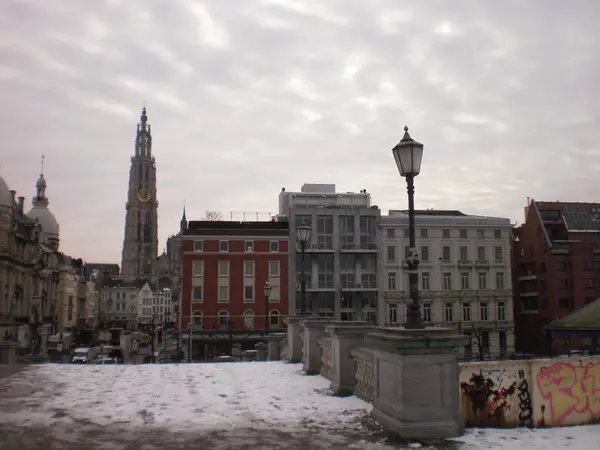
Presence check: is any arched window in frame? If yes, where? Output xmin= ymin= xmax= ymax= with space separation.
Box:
xmin=243 ymin=310 xmax=255 ymax=329
xmin=218 ymin=310 xmax=229 ymax=327
xmin=192 ymin=311 xmax=203 ymax=327
xmin=269 ymin=310 xmax=280 ymax=328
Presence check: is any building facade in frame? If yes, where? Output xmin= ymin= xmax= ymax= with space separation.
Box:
xmin=100 ymin=280 xmax=144 ymax=330
xmin=512 ymin=199 xmax=600 ymax=355
xmin=278 ymin=184 xmax=382 ymax=322
xmin=381 ymin=210 xmax=515 ymax=359
xmin=180 ymin=221 xmax=290 ymax=333
xmin=121 ymin=107 xmax=159 ymax=283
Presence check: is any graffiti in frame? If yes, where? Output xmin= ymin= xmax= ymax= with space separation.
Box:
xmin=460 ymin=371 xmax=517 ymax=421
xmin=517 ymin=369 xmax=533 ymax=427
xmin=536 ymin=361 xmax=600 ymax=425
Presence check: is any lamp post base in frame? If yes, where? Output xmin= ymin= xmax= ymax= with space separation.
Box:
xmin=404 ymin=306 xmax=425 ymax=330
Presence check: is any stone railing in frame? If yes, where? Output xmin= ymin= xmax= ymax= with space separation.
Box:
xmin=318 ymin=336 xmax=333 ymax=380
xmin=350 ymin=347 xmax=374 ymax=402
xmin=279 ymin=336 xmax=288 ymax=360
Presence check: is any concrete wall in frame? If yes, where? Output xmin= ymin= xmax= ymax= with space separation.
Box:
xmin=459 ymin=356 xmax=600 ymax=428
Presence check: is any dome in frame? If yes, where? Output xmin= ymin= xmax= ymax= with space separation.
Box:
xmin=0 ymin=174 xmax=11 ymax=207
xmin=36 ymin=174 xmax=47 ymax=189
xmin=27 ymin=205 xmax=59 ymax=237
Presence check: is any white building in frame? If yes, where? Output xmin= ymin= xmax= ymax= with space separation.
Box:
xmin=152 ymin=288 xmax=174 ymax=324
xmin=100 ymin=281 xmax=144 ymax=330
xmin=278 ymin=184 xmax=382 ymax=323
xmin=136 ymin=283 xmax=154 ymax=325
xmin=380 ymin=209 xmax=515 ymax=359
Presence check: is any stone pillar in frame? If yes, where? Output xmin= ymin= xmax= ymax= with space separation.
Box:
xmin=255 ymin=342 xmax=268 ymax=361
xmin=325 ymin=321 xmax=373 ymax=396
xmin=285 ymin=316 xmax=304 ymax=363
xmin=266 ymin=333 xmax=286 ymax=361
xmin=366 ymin=327 xmax=469 ymax=441
xmin=302 ymin=318 xmax=329 ymax=375
xmin=0 ymin=341 xmax=18 ymax=365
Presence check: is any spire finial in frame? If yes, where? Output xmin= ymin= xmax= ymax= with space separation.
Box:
xmin=40 ymin=154 xmax=45 ymax=176
xmin=401 ymin=125 xmax=412 ymax=141
xmin=404 ymin=125 xmax=409 ymax=132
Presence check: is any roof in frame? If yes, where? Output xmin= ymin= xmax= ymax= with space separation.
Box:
xmin=561 ymin=203 xmax=600 ymax=232
xmin=546 ymin=299 xmax=600 ymax=335
xmin=102 ymin=278 xmax=155 ymax=290
xmin=185 ymin=220 xmax=289 ymax=236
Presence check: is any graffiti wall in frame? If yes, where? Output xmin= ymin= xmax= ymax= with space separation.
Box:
xmin=459 ymin=356 xmax=600 ymax=428
xmin=459 ymin=361 xmax=532 ymax=427
xmin=532 ymin=357 xmax=600 ymax=427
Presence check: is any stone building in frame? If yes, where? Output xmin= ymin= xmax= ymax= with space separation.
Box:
xmin=277 ymin=184 xmax=382 ymax=322
xmin=380 ymin=209 xmax=515 ymax=359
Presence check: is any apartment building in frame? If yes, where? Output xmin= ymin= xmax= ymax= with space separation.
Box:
xmin=180 ymin=220 xmax=290 ymax=335
xmin=512 ymin=199 xmax=600 ymax=355
xmin=381 ymin=209 xmax=514 ymax=359
xmin=100 ymin=280 xmax=146 ymax=330
xmin=278 ymin=184 xmax=382 ymax=323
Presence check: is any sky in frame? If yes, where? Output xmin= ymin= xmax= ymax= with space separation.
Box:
xmin=1 ymin=0 xmax=598 ymax=264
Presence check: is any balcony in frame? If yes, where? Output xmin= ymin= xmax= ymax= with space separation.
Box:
xmin=492 ymin=259 xmax=506 ymax=267
xmin=302 ymin=244 xmax=335 ymax=253
xmin=519 ymin=291 xmax=538 ymax=297
xmin=518 ymin=272 xmax=537 ymax=281
xmin=340 ymin=243 xmax=378 ymax=253
xmin=550 ymin=242 xmax=570 ymax=254
xmin=475 ymin=259 xmax=490 ymax=268
xmin=457 ymin=260 xmax=473 ymax=267
xmin=593 ymin=247 xmax=600 ymax=255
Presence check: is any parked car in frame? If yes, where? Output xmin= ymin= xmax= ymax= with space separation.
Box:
xmin=72 ymin=346 xmax=97 ymax=364
xmin=94 ymin=356 xmax=118 ymax=365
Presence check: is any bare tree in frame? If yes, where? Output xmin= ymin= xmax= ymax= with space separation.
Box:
xmin=202 ymin=211 xmax=224 ymax=221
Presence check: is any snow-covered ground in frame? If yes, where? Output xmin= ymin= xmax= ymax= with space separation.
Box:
xmin=0 ymin=362 xmax=598 ymax=449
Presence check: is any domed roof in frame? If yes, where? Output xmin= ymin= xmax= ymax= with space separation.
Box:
xmin=27 ymin=205 xmax=59 ymax=236
xmin=0 ymin=173 xmax=12 ymax=207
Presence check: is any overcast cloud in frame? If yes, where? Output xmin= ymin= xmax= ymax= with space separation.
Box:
xmin=1 ymin=0 xmax=598 ymax=263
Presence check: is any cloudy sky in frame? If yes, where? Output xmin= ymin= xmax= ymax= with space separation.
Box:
xmin=1 ymin=0 xmax=598 ymax=264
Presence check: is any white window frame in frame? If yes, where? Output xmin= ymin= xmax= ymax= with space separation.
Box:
xmin=191 ymin=311 xmax=203 ymax=327
xmin=243 ymin=310 xmax=255 ymax=329
xmin=269 ymin=310 xmax=280 ymax=327
xmin=387 ymin=272 xmax=397 ymax=291
xmin=244 ymin=260 xmax=255 ymax=277
xmin=219 ymin=240 xmax=229 ymax=252
xmin=421 ymin=272 xmax=430 ymax=290
xmin=269 ymin=285 xmax=280 ymax=302
xmin=269 ymin=260 xmax=280 ymax=277
xmin=218 ymin=261 xmax=229 ymax=277
xmin=244 ymin=285 xmax=254 ymax=302
xmin=193 ymin=261 xmax=204 ymax=277
xmin=388 ymin=304 xmax=398 ymax=324
xmin=245 ymin=240 xmax=254 ymax=252
xmin=192 ymin=285 xmax=203 ymax=302
xmin=218 ymin=310 xmax=229 ymax=327
xmin=386 ymin=245 xmax=396 ymax=262
xmin=218 ymin=286 xmax=229 ymax=302
xmin=194 ymin=240 xmax=203 ymax=252
xmin=423 ymin=303 xmax=432 ymax=323
xmin=270 ymin=240 xmax=279 ymax=252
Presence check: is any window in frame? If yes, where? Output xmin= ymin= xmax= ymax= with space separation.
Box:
xmin=220 ymin=240 xmax=229 ymax=252
xmin=423 ymin=303 xmax=432 ymax=322
xmin=192 ymin=286 xmax=203 ymax=301
xmin=404 ymin=246 xmax=410 ymax=259
xmin=244 ymin=260 xmax=254 ymax=277
xmin=269 ymin=286 xmax=280 ymax=302
xmin=421 ymin=246 xmax=430 ymax=261
xmin=494 ymin=246 xmax=503 ymax=262
xmin=442 ymin=246 xmax=451 ymax=261
xmin=421 ymin=272 xmax=430 ymax=290
xmin=496 ymin=272 xmax=505 ymax=289
xmin=443 ymin=272 xmax=452 ymax=290
xmin=340 ymin=215 xmax=355 ymax=248
xmin=191 ymin=311 xmax=203 ymax=326
xmin=218 ymin=261 xmax=229 ymax=277
xmin=387 ymin=272 xmax=397 ymax=291
xmin=243 ymin=311 xmax=255 ymax=329
xmin=556 ymin=261 xmax=567 ymax=271
xmin=460 ymin=246 xmax=468 ymax=261
xmin=386 ymin=228 xmax=395 ymax=238
xmin=445 ymin=303 xmax=453 ymax=322
xmin=499 ymin=331 xmax=507 ymax=354
xmin=460 ymin=229 xmax=467 ymax=239
xmin=219 ymin=286 xmax=229 ymax=302
xmin=403 ymin=228 xmax=409 ymax=238
xmin=442 ymin=229 xmax=450 ymax=239
xmin=359 ymin=216 xmax=376 ymax=249
xmin=477 ymin=229 xmax=485 ymax=239
xmin=194 ymin=240 xmax=203 ymax=252
xmin=461 ymin=272 xmax=470 ymax=290
xmin=494 ymin=229 xmax=502 ymax=239
xmin=218 ymin=311 xmax=229 ymax=327
xmin=269 ymin=310 xmax=280 ymax=327
xmin=245 ymin=240 xmax=254 ymax=252
xmin=497 ymin=302 xmax=506 ymax=321
xmin=244 ymin=285 xmax=254 ymax=301
xmin=420 ymin=228 xmax=428 ymax=238
xmin=316 ymin=216 xmax=334 ymax=249
xmin=388 ymin=304 xmax=398 ymax=324
xmin=560 ymin=279 xmax=569 ymax=289
xmin=462 ymin=303 xmax=471 ymax=321
xmin=480 ymin=302 xmax=488 ymax=321
xmin=386 ymin=245 xmax=396 ymax=262
xmin=193 ymin=261 xmax=204 ymax=277
xmin=477 ymin=246 xmax=486 ymax=261
xmin=478 ymin=272 xmax=487 ymax=290
xmin=269 ymin=260 xmax=280 ymax=277
xmin=270 ymin=240 xmax=279 ymax=252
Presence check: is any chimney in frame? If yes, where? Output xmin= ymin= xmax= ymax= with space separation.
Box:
xmin=17 ymin=196 xmax=24 ymax=214
xmin=526 ymin=196 xmax=530 ymax=206
xmin=9 ymin=190 xmax=16 ymax=208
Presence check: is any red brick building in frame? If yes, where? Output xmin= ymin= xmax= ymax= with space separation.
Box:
xmin=511 ymin=199 xmax=600 ymax=355
xmin=180 ymin=220 xmax=290 ymax=348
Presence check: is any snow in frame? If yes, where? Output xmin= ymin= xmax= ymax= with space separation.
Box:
xmin=1 ymin=362 xmax=599 ymax=449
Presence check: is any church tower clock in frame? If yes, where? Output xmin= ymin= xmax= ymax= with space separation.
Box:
xmin=121 ymin=107 xmax=159 ymax=282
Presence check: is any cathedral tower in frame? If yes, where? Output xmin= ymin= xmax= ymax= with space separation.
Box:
xmin=121 ymin=107 xmax=159 ymax=282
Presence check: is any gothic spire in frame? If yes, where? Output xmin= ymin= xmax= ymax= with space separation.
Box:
xmin=135 ymin=106 xmax=152 ymax=157
xmin=180 ymin=204 xmax=187 ymax=233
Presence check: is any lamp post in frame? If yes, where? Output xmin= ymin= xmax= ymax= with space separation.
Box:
xmin=296 ymin=225 xmax=311 ymax=315
xmin=392 ymin=125 xmax=425 ymax=330
xmin=263 ymin=281 xmax=272 ymax=336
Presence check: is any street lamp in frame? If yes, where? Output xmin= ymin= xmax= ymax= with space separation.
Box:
xmin=392 ymin=125 xmax=425 ymax=330
xmin=263 ymin=281 xmax=272 ymax=335
xmin=296 ymin=225 xmax=311 ymax=315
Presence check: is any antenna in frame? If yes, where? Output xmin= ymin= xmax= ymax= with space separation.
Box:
xmin=40 ymin=154 xmax=45 ymax=175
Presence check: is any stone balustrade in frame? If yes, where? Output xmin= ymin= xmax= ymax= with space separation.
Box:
xmin=350 ymin=347 xmax=374 ymax=402
xmin=318 ymin=336 xmax=333 ymax=380
xmin=278 ymin=336 xmax=288 ymax=360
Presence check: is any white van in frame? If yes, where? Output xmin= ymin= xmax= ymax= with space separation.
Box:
xmin=72 ymin=347 xmax=97 ymax=364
